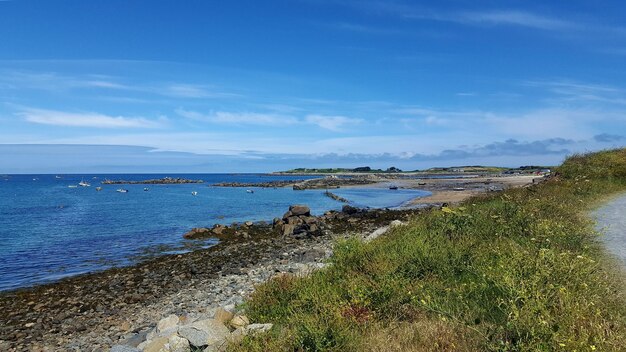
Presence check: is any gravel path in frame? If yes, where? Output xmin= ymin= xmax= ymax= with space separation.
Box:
xmin=594 ymin=193 xmax=626 ymax=267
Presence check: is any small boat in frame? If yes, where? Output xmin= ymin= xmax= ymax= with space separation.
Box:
xmin=453 ymin=187 xmax=465 ymax=191
xmin=95 ymin=187 xmax=102 ymax=191
xmin=144 ymin=187 xmax=149 ymax=191
xmin=418 ymin=182 xmax=426 ymax=186
xmin=78 ymin=179 xmax=91 ymax=187
xmin=68 ymin=185 xmax=78 ymax=188
xmin=116 ymin=188 xmax=128 ymax=193
xmin=55 ymin=175 xmax=62 ymax=179
xmin=191 ymin=191 xmax=198 ymax=196
xmin=246 ymin=189 xmax=254 ymax=193
xmin=389 ymin=185 xmax=398 ymax=190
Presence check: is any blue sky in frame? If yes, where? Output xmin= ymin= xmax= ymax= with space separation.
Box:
xmin=1 ymin=0 xmax=625 ymax=173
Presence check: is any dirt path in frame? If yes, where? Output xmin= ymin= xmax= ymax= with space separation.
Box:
xmin=594 ymin=193 xmax=626 ymax=267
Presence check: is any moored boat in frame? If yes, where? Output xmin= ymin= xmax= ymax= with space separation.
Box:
xmin=116 ymin=188 xmax=129 ymax=193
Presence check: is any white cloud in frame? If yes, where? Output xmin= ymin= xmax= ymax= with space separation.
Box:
xmin=460 ymin=10 xmax=575 ymax=30
xmin=176 ymin=108 xmax=298 ymax=125
xmin=305 ymin=114 xmax=363 ymax=131
xmin=18 ymin=108 xmax=164 ymax=129
xmin=165 ymin=84 xmax=240 ymax=99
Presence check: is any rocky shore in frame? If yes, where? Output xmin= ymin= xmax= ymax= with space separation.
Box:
xmin=211 ymin=175 xmax=378 ymax=190
xmin=0 ymin=203 xmax=426 ymax=352
xmin=102 ymin=177 xmax=204 ymax=185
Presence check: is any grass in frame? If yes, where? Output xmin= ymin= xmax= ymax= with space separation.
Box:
xmin=230 ymin=149 xmax=626 ymax=351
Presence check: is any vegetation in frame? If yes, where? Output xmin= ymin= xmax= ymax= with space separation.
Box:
xmin=234 ymin=149 xmax=626 ymax=351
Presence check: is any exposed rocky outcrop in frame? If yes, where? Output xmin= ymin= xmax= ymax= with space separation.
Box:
xmin=111 ymin=307 xmax=273 ymax=352
xmin=102 ymin=177 xmax=204 ymax=185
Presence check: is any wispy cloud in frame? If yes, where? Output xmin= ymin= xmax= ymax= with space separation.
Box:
xmin=526 ymin=79 xmax=626 ymax=106
xmin=305 ymin=114 xmax=363 ymax=131
xmin=176 ymin=108 xmax=298 ymax=126
xmin=164 ymin=84 xmax=240 ymax=99
xmin=458 ymin=10 xmax=575 ymax=30
xmin=18 ymin=108 xmax=165 ymax=129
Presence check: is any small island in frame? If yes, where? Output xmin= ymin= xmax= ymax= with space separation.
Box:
xmin=102 ymin=177 xmax=204 ymax=185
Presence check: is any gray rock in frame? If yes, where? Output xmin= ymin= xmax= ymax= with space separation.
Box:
xmin=390 ymin=220 xmax=406 ymax=228
xmin=282 ymin=224 xmax=295 ymax=236
xmin=289 ymin=205 xmax=310 ymax=216
xmin=178 ymin=319 xmax=230 ymax=347
xmin=168 ymin=334 xmax=191 ymax=352
xmin=110 ymin=345 xmax=141 ymax=352
xmin=157 ymin=314 xmax=179 ymax=333
xmin=119 ymin=330 xmax=149 ymax=347
xmin=143 ymin=336 xmax=168 ymax=352
xmin=245 ymin=323 xmax=273 ymax=335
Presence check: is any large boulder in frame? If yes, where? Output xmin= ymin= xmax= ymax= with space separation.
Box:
xmin=168 ymin=334 xmax=190 ymax=352
xmin=341 ymin=205 xmax=360 ymax=215
xmin=289 ymin=205 xmax=311 ymax=216
xmin=183 ymin=228 xmax=211 ymax=239
xmin=157 ymin=314 xmax=179 ymax=333
xmin=178 ymin=319 xmax=230 ymax=347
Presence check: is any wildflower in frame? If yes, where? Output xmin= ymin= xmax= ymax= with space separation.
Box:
xmin=590 ymin=345 xmax=596 ymax=351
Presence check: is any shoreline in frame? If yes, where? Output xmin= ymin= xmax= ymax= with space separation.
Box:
xmin=0 ymin=206 xmax=425 ymax=351
xmin=0 ymin=174 xmax=542 ymax=351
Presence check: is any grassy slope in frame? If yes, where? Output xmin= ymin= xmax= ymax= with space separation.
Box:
xmin=232 ymin=149 xmax=626 ymax=352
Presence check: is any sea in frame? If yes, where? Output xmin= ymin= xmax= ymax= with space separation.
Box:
xmin=0 ymin=174 xmax=430 ymax=291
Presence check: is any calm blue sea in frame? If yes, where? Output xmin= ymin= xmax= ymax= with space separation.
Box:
xmin=0 ymin=174 xmax=429 ymax=291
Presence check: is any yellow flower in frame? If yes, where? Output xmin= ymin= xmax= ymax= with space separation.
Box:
xmin=590 ymin=346 xmax=596 ymax=351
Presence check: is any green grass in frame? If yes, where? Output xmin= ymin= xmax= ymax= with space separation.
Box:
xmin=231 ymin=149 xmax=626 ymax=352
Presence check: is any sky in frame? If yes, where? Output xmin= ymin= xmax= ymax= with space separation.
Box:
xmin=1 ymin=0 xmax=625 ymax=173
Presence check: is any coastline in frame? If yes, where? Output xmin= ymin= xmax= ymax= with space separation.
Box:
xmin=0 ymin=174 xmax=542 ymax=351
xmin=0 ymin=206 xmax=424 ymax=351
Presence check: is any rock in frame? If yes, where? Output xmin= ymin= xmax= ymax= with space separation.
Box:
xmin=308 ymin=224 xmax=318 ymax=234
xmin=213 ymin=307 xmax=234 ymax=324
xmin=183 ymin=228 xmax=211 ymax=239
xmin=390 ymin=220 xmax=406 ymax=227
xmin=289 ymin=205 xmax=310 ymax=216
xmin=143 ymin=337 xmax=168 ymax=352
xmin=286 ymin=217 xmax=302 ymax=225
xmin=282 ymin=224 xmax=296 ymax=237
xmin=229 ymin=315 xmax=249 ymax=329
xmin=244 ymin=221 xmax=253 ymax=227
xmin=212 ymin=225 xmax=226 ymax=235
xmin=178 ymin=319 xmax=230 ymax=347
xmin=168 ymin=334 xmax=191 ymax=352
xmin=110 ymin=345 xmax=141 ymax=352
xmin=157 ymin=314 xmax=179 ymax=333
xmin=120 ymin=321 xmax=132 ymax=332
xmin=302 ymin=216 xmax=317 ymax=224
xmin=364 ymin=226 xmax=389 ymax=243
xmin=120 ymin=330 xmax=149 ymax=348
xmin=228 ymin=327 xmax=246 ymax=344
xmin=245 ymin=323 xmax=273 ymax=335
xmin=282 ymin=211 xmax=293 ymax=220
xmin=342 ymin=205 xmax=360 ymax=215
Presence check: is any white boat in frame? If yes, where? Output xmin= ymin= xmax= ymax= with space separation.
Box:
xmin=191 ymin=191 xmax=198 ymax=196
xmin=144 ymin=187 xmax=149 ymax=191
xmin=95 ymin=187 xmax=102 ymax=191
xmin=246 ymin=189 xmax=254 ymax=193
xmin=55 ymin=175 xmax=62 ymax=179
xmin=79 ymin=179 xmax=91 ymax=187
xmin=68 ymin=185 xmax=78 ymax=188
xmin=117 ymin=188 xmax=128 ymax=193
